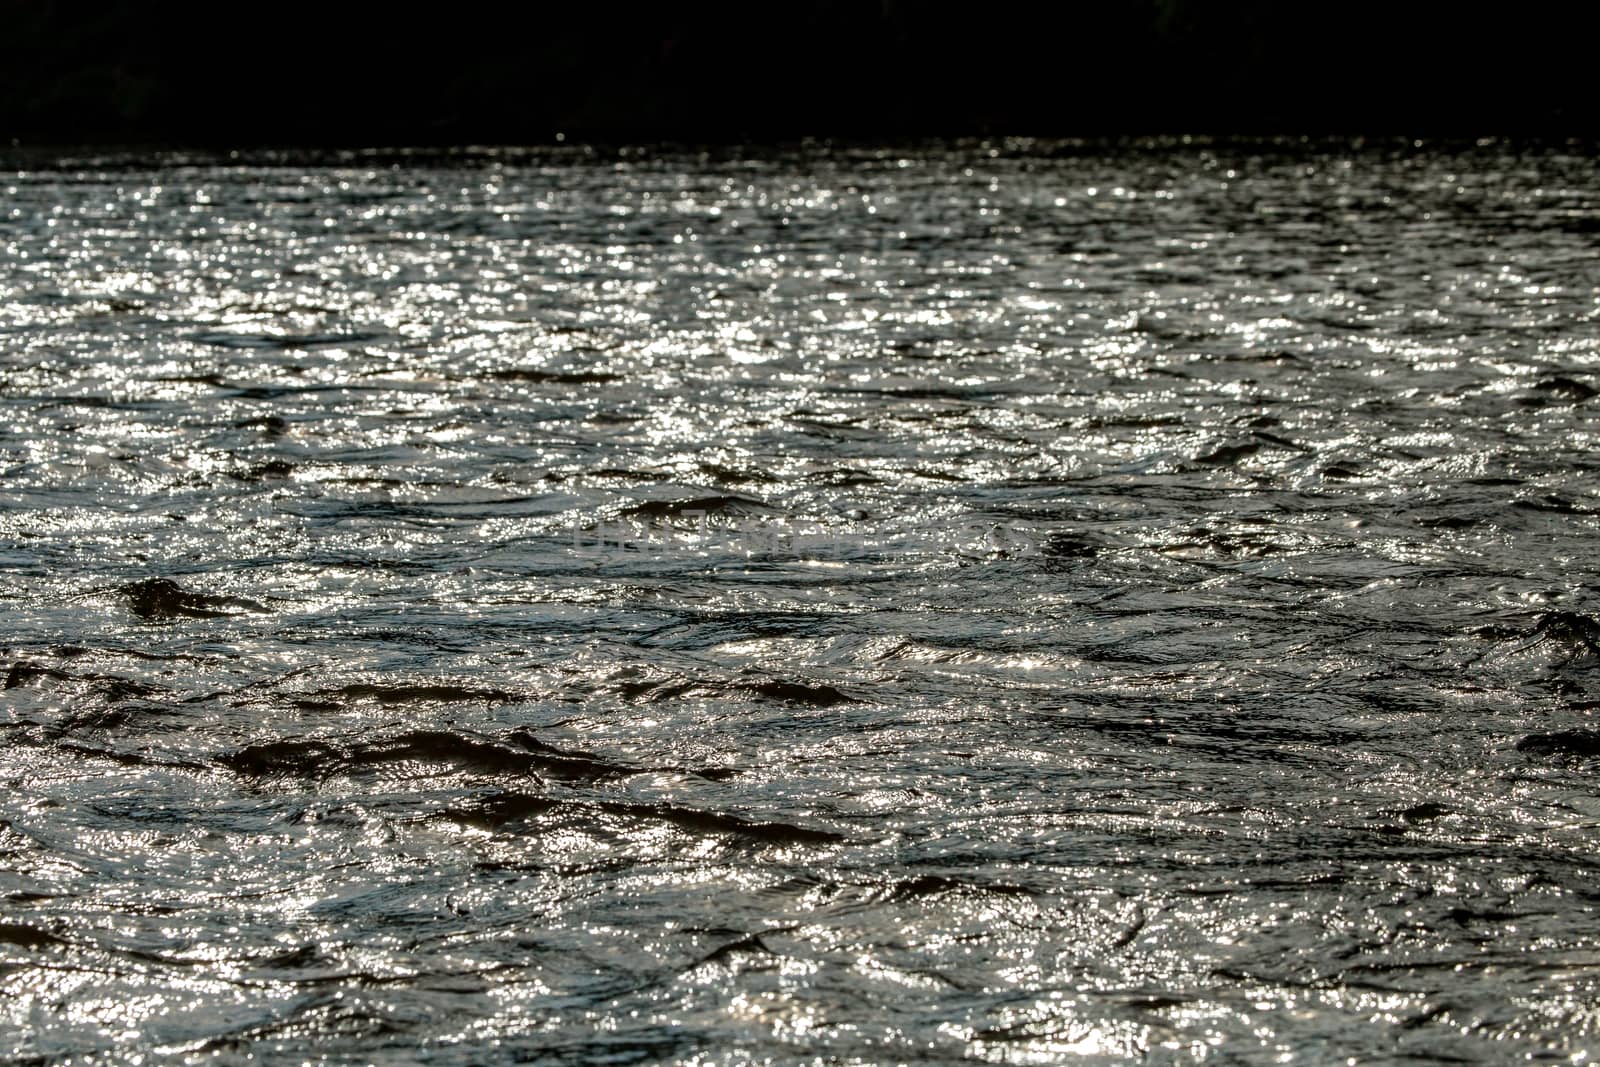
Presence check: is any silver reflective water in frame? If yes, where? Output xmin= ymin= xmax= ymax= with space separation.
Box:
xmin=3 ymin=142 xmax=1600 ymax=1064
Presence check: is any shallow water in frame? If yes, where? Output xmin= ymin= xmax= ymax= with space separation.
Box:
xmin=3 ymin=140 xmax=1600 ymax=1064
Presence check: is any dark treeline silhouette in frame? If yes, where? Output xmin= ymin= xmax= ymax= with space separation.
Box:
xmin=2 ymin=1 xmax=1595 ymax=144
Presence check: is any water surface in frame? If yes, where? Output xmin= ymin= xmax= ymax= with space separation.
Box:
xmin=3 ymin=140 xmax=1600 ymax=1063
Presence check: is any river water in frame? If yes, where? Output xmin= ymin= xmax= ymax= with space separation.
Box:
xmin=3 ymin=140 xmax=1600 ymax=1064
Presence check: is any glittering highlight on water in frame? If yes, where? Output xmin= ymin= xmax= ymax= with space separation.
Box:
xmin=3 ymin=141 xmax=1600 ymax=1064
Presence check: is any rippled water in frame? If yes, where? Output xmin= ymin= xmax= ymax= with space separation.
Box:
xmin=4 ymin=141 xmax=1600 ymax=1064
